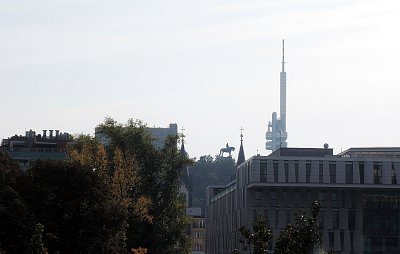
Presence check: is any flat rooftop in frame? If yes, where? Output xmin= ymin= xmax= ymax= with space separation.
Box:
xmin=338 ymin=147 xmax=400 ymax=158
xmin=269 ymin=147 xmax=334 ymax=157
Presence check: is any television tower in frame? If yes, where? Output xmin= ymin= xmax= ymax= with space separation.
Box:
xmin=266 ymin=40 xmax=288 ymax=151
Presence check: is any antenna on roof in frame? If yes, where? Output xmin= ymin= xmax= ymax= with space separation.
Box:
xmin=282 ymin=39 xmax=285 ymax=72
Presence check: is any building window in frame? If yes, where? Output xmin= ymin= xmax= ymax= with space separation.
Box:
xmin=348 ymin=209 xmax=355 ymax=230
xmin=284 ymin=161 xmax=289 ymax=182
xmin=333 ymin=209 xmax=339 ymax=230
xmin=286 ymin=208 xmax=291 ymax=224
xmin=275 ymin=208 xmax=279 ymax=229
xmin=264 ymin=209 xmax=269 ymax=222
xmin=255 ymin=191 xmax=262 ymax=206
xmin=340 ymin=230 xmax=344 ymax=251
xmin=270 ymin=191 xmax=277 ymax=200
xmin=329 ymin=231 xmax=334 ymax=250
xmin=350 ymin=191 xmax=356 ymax=209
xmin=341 ymin=191 xmax=346 ymax=208
xmin=346 ymin=162 xmax=353 ymax=184
xmin=273 ymin=161 xmax=279 ymax=182
xmin=255 ymin=191 xmax=261 ymax=200
xmin=329 ymin=162 xmax=336 ymax=183
xmin=319 ymin=161 xmax=323 ymax=183
xmin=332 ymin=191 xmax=337 ymax=207
xmin=359 ymin=162 xmax=365 ymax=184
xmin=195 ymin=244 xmax=202 ymax=251
xmin=319 ymin=209 xmax=324 ymax=229
xmin=373 ymin=162 xmax=382 ymax=184
xmin=194 ymin=231 xmax=201 ymax=239
xmin=306 ymin=161 xmax=311 ymax=183
xmin=392 ymin=163 xmax=397 ymax=184
xmin=318 ymin=191 xmax=325 ymax=206
xmin=294 ymin=161 xmax=299 ymax=183
xmin=350 ymin=231 xmax=354 ymax=252
xmin=260 ymin=161 xmax=267 ymax=182
xmin=247 ymin=163 xmax=251 ymax=183
xmin=199 ymin=220 xmax=205 ymax=228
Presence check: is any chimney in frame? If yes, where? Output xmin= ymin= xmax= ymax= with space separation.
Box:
xmin=43 ymin=130 xmax=47 ymax=138
xmin=49 ymin=130 xmax=54 ymax=139
xmin=55 ymin=130 xmax=60 ymax=137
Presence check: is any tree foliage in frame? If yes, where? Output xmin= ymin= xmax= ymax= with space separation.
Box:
xmin=28 ymin=223 xmax=48 ymax=254
xmin=0 ymin=150 xmax=127 ymax=254
xmin=25 ymin=160 xmax=127 ymax=254
xmin=236 ymin=216 xmax=273 ymax=254
xmin=1 ymin=117 xmax=191 ymax=254
xmin=0 ymin=151 xmax=33 ymax=254
xmin=274 ymin=201 xmax=322 ymax=254
xmin=69 ymin=117 xmax=191 ymax=253
xmin=234 ymin=201 xmax=322 ymax=254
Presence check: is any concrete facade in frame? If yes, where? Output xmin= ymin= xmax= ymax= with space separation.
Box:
xmin=206 ymin=148 xmax=400 ymax=254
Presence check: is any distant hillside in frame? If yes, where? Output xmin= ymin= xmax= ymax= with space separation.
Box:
xmin=190 ymin=155 xmax=236 ymax=208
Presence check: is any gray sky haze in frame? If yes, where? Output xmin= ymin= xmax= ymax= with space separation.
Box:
xmin=1 ymin=0 xmax=400 ymax=159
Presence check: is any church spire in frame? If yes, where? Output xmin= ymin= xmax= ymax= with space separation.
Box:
xmin=237 ymin=127 xmax=246 ymax=166
xmin=179 ymin=127 xmax=187 ymax=156
xmin=179 ymin=126 xmax=191 ymax=207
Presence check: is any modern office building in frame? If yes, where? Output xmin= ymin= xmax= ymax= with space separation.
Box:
xmin=206 ymin=147 xmax=400 ymax=254
xmin=146 ymin=123 xmax=178 ymax=149
xmin=0 ymin=129 xmax=72 ymax=169
xmin=266 ymin=40 xmax=288 ymax=151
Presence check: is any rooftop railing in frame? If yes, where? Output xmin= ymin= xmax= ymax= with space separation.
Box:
xmin=0 ymin=147 xmax=66 ymax=153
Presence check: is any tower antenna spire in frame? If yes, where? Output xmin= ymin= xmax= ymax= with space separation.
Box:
xmin=282 ymin=39 xmax=285 ymax=72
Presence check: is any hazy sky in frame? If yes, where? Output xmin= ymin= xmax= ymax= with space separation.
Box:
xmin=1 ymin=0 xmax=400 ymax=159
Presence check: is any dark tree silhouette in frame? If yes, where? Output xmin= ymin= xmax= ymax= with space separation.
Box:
xmin=274 ymin=201 xmax=322 ymax=254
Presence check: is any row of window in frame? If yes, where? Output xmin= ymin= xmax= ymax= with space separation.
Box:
xmin=193 ymin=231 xmax=204 ymax=239
xmin=255 ymin=190 xmax=356 ymax=208
xmin=192 ymin=220 xmax=205 ymax=229
xmin=258 ymin=207 xmax=357 ymax=231
xmin=260 ymin=160 xmax=398 ymax=184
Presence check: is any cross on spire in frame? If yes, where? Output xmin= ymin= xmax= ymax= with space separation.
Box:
xmin=237 ymin=126 xmax=246 ymax=166
xmin=180 ymin=127 xmax=186 ymax=144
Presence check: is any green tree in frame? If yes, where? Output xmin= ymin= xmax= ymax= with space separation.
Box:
xmin=0 ymin=150 xmax=34 ymax=253
xmin=94 ymin=117 xmax=191 ymax=253
xmin=236 ymin=216 xmax=273 ymax=254
xmin=28 ymin=223 xmax=48 ymax=254
xmin=274 ymin=201 xmax=322 ymax=254
xmin=23 ymin=160 xmax=127 ymax=254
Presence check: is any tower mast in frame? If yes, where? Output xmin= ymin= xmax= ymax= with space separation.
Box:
xmin=266 ymin=40 xmax=288 ymax=151
xmin=280 ymin=39 xmax=287 ymax=131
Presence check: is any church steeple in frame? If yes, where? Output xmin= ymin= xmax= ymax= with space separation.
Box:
xmin=179 ymin=127 xmax=191 ymax=207
xmin=237 ymin=127 xmax=246 ymax=166
xmin=180 ymin=127 xmax=187 ymax=156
